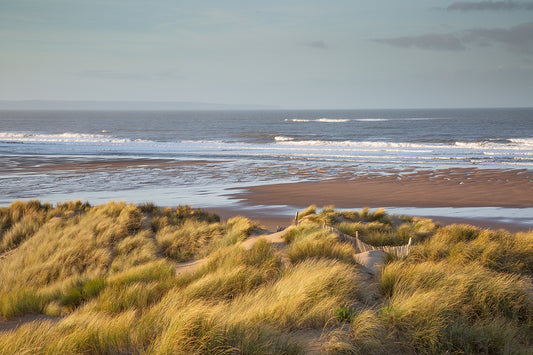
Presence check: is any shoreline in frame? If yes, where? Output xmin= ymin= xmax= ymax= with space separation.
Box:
xmin=2 ymin=160 xmax=532 ymax=232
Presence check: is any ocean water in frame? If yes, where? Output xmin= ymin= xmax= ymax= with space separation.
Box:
xmin=1 ymin=108 xmax=532 ymax=223
xmin=1 ymin=108 xmax=532 ymax=166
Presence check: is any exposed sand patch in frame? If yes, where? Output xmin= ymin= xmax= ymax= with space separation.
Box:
xmin=290 ymin=328 xmax=327 ymax=354
xmin=239 ymin=230 xmax=286 ymax=251
xmin=354 ymin=250 xmax=387 ymax=275
xmin=175 ymin=258 xmax=207 ymax=275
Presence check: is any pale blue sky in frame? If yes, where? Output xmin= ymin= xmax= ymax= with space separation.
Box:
xmin=1 ymin=0 xmax=532 ymax=108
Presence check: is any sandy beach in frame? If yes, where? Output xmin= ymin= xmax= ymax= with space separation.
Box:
xmin=229 ymin=168 xmax=533 ymax=232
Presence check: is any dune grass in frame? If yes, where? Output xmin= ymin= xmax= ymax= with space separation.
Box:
xmin=298 ymin=205 xmax=437 ymax=247
xmin=0 ymin=201 xmax=531 ymax=354
xmin=283 ymin=224 xmax=357 ymax=264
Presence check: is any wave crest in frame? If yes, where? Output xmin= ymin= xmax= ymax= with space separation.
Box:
xmin=274 ymin=136 xmax=294 ymax=142
xmin=0 ymin=132 xmax=133 ymax=144
xmin=284 ymin=118 xmax=349 ymax=123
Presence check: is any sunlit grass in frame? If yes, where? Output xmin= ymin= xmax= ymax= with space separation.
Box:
xmin=0 ymin=201 xmax=531 ymax=354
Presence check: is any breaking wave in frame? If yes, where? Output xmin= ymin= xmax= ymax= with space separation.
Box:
xmin=0 ymin=132 xmax=134 ymax=144
xmin=284 ymin=118 xmax=350 ymax=123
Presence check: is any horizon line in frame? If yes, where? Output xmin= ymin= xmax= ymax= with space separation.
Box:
xmin=0 ymin=99 xmax=532 ymax=111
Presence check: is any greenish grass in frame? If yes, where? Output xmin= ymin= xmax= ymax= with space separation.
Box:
xmin=0 ymin=289 xmax=47 ymax=319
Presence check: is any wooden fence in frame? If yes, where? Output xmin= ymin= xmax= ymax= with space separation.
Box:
xmin=321 ymin=224 xmax=412 ymax=258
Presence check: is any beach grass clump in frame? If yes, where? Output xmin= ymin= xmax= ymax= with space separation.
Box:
xmin=200 ymin=239 xmax=281 ymax=283
xmin=410 ymin=224 xmax=533 ymax=275
xmin=365 ymin=208 xmax=390 ymax=223
xmin=282 ymin=223 xmax=321 ymax=244
xmin=147 ymin=204 xmax=220 ymax=232
xmin=379 ymin=261 xmax=531 ymax=319
xmin=0 ymin=200 xmax=88 ymax=253
xmin=0 ymin=289 xmax=47 ymax=319
xmin=286 ymin=229 xmax=357 ymax=264
xmin=50 ymin=199 xmax=91 ymax=217
xmin=0 ymin=202 xmax=142 ymax=292
xmin=298 ymin=205 xmax=392 ymax=225
xmin=283 ymin=222 xmax=358 ymax=264
xmin=340 ymin=209 xmax=360 ymax=221
xmin=179 ymin=240 xmax=282 ymax=301
xmin=205 ymin=216 xmax=259 ymax=253
xmin=334 ymin=305 xmax=357 ymax=323
xmin=227 ymin=259 xmax=364 ymax=329
xmin=0 ymin=213 xmax=45 ymax=252
xmin=137 ymin=201 xmax=159 ymax=214
xmin=183 ymin=264 xmax=272 ymax=301
xmin=94 ymin=281 xmax=166 ymax=314
xmin=297 ymin=204 xmax=317 ymax=221
xmin=336 ymin=221 xmax=399 ymax=246
xmin=0 ymin=200 xmax=51 ymax=232
xmin=297 ymin=206 xmax=427 ymax=247
xmin=299 ymin=205 xmax=340 ymax=225
xmin=106 ymin=260 xmax=175 ymax=286
xmin=176 ymin=204 xmax=221 ymax=224
xmin=156 ymin=220 xmax=225 ymax=262
xmin=146 ymin=304 xmax=301 ymax=354
xmin=325 ymin=259 xmax=532 ymax=353
xmin=110 ymin=230 xmax=160 ymax=272
xmin=4 ymin=310 xmax=138 ymax=354
xmin=323 ymin=309 xmax=390 ymax=354
xmin=59 ymin=276 xmax=106 ymax=310
xmin=373 ymin=258 xmax=533 ymax=353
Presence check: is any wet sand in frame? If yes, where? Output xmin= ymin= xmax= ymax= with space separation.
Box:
xmin=234 ymin=168 xmax=533 ymax=209
xmin=0 ymin=157 xmax=223 ymax=174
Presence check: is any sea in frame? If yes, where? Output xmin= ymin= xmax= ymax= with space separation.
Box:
xmin=1 ymin=108 xmax=532 ymax=225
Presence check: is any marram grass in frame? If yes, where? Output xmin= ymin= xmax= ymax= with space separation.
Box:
xmin=0 ymin=201 xmax=532 ymax=354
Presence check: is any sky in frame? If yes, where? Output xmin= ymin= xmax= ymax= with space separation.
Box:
xmin=1 ymin=0 xmax=532 ymax=109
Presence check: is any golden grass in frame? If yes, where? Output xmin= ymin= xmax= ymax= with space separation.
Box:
xmin=285 ymin=226 xmax=357 ymax=264
xmin=156 ymin=220 xmax=225 ymax=261
xmin=0 ymin=201 xmax=531 ymax=354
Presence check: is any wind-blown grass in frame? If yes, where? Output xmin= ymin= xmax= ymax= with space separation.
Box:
xmin=0 ymin=201 xmax=531 ymax=354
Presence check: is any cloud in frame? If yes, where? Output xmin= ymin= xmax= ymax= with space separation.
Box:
xmin=79 ymin=70 xmax=149 ymax=81
xmin=303 ymin=40 xmax=328 ymax=49
xmin=463 ymin=22 xmax=533 ymax=53
xmin=374 ymin=33 xmax=465 ymax=51
xmin=79 ymin=69 xmax=184 ymax=81
xmin=447 ymin=1 xmax=533 ymax=11
xmin=374 ymin=22 xmax=533 ymax=54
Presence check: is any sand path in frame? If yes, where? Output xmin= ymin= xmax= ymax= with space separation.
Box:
xmin=0 ymin=314 xmax=59 ymax=333
xmin=174 ymin=226 xmax=388 ymax=276
xmin=174 ymin=229 xmax=289 ymax=275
